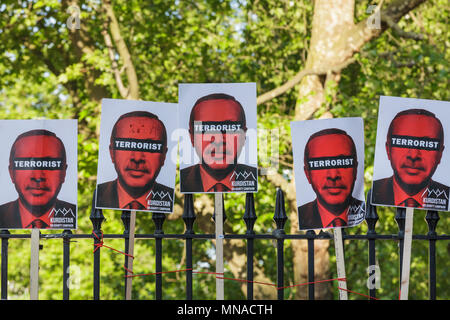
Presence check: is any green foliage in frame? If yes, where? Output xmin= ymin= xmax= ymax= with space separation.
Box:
xmin=0 ymin=0 xmax=448 ymax=300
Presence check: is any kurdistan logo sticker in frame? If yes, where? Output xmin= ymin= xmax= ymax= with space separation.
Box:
xmin=48 ymin=207 xmax=75 ymax=218
xmin=146 ymin=190 xmax=173 ymax=201
xmin=230 ymin=170 xmax=257 ymax=181
xmin=421 ymin=188 xmax=449 ymax=199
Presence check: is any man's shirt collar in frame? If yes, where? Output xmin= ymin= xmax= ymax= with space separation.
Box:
xmin=393 ymin=176 xmax=425 ymax=207
xmin=19 ymin=199 xmax=53 ymax=228
xmin=117 ymin=180 xmax=149 ymax=209
xmin=199 ymin=165 xmax=234 ymax=192
xmin=316 ymin=200 xmax=348 ymax=229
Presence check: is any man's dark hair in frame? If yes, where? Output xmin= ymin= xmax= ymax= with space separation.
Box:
xmin=189 ymin=93 xmax=247 ymax=132
xmin=110 ymin=110 xmax=167 ymax=147
xmin=386 ymin=108 xmax=444 ymax=147
xmin=304 ymin=128 xmax=357 ymax=163
xmin=9 ymin=129 xmax=67 ymax=165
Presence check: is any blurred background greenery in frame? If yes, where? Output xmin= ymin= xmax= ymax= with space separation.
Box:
xmin=0 ymin=0 xmax=448 ymax=300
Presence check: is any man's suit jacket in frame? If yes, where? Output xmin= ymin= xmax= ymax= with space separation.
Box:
xmin=372 ymin=176 xmax=450 ymax=210
xmin=180 ymin=163 xmax=258 ymax=193
xmin=0 ymin=199 xmax=76 ymax=229
xmin=298 ymin=197 xmax=365 ymax=230
xmin=96 ymin=179 xmax=174 ymax=211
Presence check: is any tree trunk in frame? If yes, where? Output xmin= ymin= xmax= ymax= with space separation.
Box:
xmin=291 ymin=0 xmax=355 ymax=300
xmin=295 ymin=0 xmax=355 ymax=121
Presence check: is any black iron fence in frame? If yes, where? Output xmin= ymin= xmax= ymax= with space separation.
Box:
xmin=0 ymin=188 xmax=448 ymax=300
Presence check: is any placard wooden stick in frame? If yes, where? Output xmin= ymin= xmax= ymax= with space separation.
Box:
xmin=125 ymin=210 xmax=136 ymax=300
xmin=400 ymin=207 xmax=414 ymax=300
xmin=215 ymin=193 xmax=224 ymax=300
xmin=30 ymin=228 xmax=40 ymax=300
xmin=333 ymin=228 xmax=348 ymax=300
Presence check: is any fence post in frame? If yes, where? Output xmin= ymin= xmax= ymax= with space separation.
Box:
xmin=90 ymin=189 xmax=105 ymax=300
xmin=1 ymin=230 xmax=9 ymax=300
xmin=213 ymin=194 xmax=226 ymax=300
xmin=243 ymin=193 xmax=257 ymax=300
xmin=306 ymin=229 xmax=315 ymax=300
xmin=121 ymin=210 xmax=131 ymax=299
xmin=335 ymin=227 xmax=348 ymax=300
xmin=365 ymin=189 xmax=378 ymax=299
xmin=152 ymin=212 xmax=165 ymax=300
xmin=395 ymin=207 xmax=406 ymax=289
xmin=182 ymin=194 xmax=196 ymax=300
xmin=273 ymin=188 xmax=287 ymax=300
xmin=212 ymin=194 xmax=227 ymax=223
xmin=425 ymin=210 xmax=439 ymax=300
xmin=62 ymin=229 xmax=72 ymax=300
xmin=29 ymin=228 xmax=40 ymax=300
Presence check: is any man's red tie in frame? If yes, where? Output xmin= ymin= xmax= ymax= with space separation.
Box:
xmin=401 ymin=197 xmax=421 ymax=208
xmin=209 ymin=183 xmax=230 ymax=192
xmin=127 ymin=200 xmax=145 ymax=210
xmin=327 ymin=218 xmax=346 ymax=228
xmin=28 ymin=219 xmax=49 ymax=229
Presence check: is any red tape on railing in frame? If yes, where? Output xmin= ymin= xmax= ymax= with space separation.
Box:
xmin=123 ymin=267 xmax=378 ymax=299
xmin=90 ymin=234 xmax=378 ymax=300
xmin=92 ymin=231 xmax=135 ymax=274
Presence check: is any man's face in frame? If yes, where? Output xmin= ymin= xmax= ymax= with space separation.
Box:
xmin=110 ymin=117 xmax=167 ymax=192
xmin=9 ymin=135 xmax=67 ymax=212
xmin=386 ymin=114 xmax=444 ymax=191
xmin=190 ymin=99 xmax=246 ymax=172
xmin=304 ymin=134 xmax=357 ymax=210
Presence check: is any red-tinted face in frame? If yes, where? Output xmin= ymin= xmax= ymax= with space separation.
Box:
xmin=190 ymin=99 xmax=246 ymax=172
xmin=110 ymin=117 xmax=167 ymax=194
xmin=386 ymin=115 xmax=444 ymax=193
xmin=9 ymin=135 xmax=67 ymax=212
xmin=304 ymin=134 xmax=357 ymax=210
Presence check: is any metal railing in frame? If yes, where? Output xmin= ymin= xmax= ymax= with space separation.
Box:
xmin=0 ymin=188 xmax=448 ymax=300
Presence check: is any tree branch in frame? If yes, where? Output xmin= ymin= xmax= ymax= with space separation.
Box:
xmin=103 ymin=0 xmax=139 ymax=100
xmin=257 ymin=0 xmax=428 ymax=106
xmin=61 ymin=0 xmax=109 ymax=104
xmin=382 ymin=14 xmax=424 ymax=40
xmin=102 ymin=26 xmax=129 ymax=98
xmin=354 ymin=0 xmax=427 ymax=43
xmin=256 ymin=57 xmax=356 ymax=105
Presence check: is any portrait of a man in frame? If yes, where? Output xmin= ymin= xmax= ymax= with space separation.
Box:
xmin=372 ymin=108 xmax=449 ymax=210
xmin=96 ymin=110 xmax=174 ymax=212
xmin=0 ymin=129 xmax=76 ymax=229
xmin=180 ymin=92 xmax=258 ymax=193
xmin=297 ymin=128 xmax=365 ymax=230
